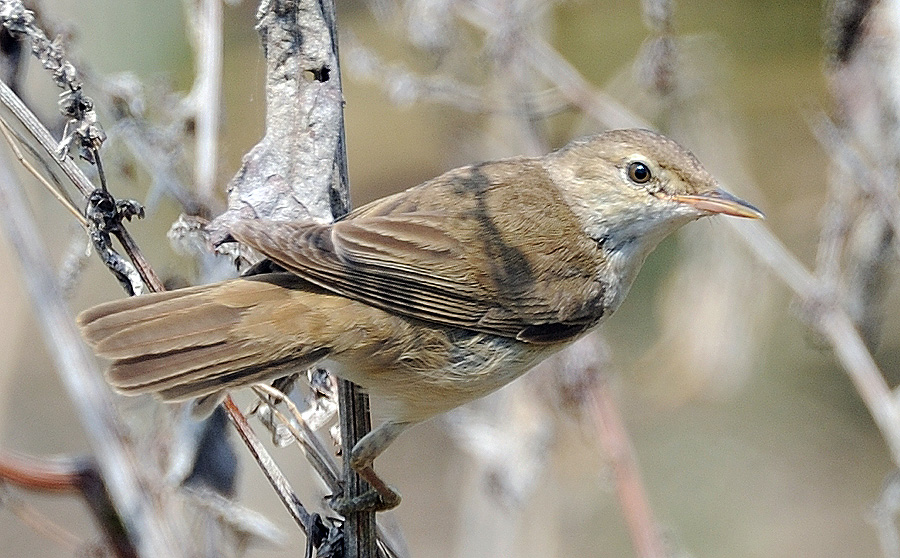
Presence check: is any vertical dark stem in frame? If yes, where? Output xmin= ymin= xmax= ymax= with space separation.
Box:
xmin=220 ymin=0 xmax=377 ymax=552
xmin=318 ymin=0 xmax=377 ymax=554
xmin=337 ymin=381 xmax=377 ymax=558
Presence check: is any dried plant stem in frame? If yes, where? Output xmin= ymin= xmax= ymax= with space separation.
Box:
xmin=112 ymin=225 xmax=164 ymax=293
xmin=216 ymin=0 xmax=377 ymax=553
xmin=252 ymin=384 xmax=342 ymax=492
xmin=321 ymin=0 xmax=381 ymax=548
xmin=338 ymin=379 xmax=378 ymax=557
xmin=222 ymin=395 xmax=322 ymax=536
xmin=456 ymin=4 xmax=644 ymax=130
xmin=526 ymin=37 xmax=646 ymax=130
xmin=0 ymin=70 xmax=310 ymax=558
xmin=0 ymin=79 xmax=164 ymax=292
xmin=0 ymin=0 xmax=368 ymax=554
xmin=0 ymin=115 xmax=86 ymax=225
xmin=0 ymin=79 xmax=92 ymax=195
xmin=254 ymin=384 xmax=408 ymax=557
xmin=727 ymin=218 xmax=900 ymax=463
xmin=0 ymin=154 xmax=180 ymax=557
xmin=873 ymin=471 xmax=900 ymax=558
xmin=0 ymin=452 xmax=90 ymax=494
xmin=820 ymin=311 xmax=900 ymax=453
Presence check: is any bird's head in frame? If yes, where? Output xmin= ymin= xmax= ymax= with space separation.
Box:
xmin=544 ymin=128 xmax=763 ymax=307
xmin=546 ymin=128 xmax=762 ymax=248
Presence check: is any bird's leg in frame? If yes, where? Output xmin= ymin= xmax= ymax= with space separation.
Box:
xmin=329 ymin=420 xmax=411 ymax=515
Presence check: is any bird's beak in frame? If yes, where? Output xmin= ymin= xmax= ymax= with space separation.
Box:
xmin=671 ymin=188 xmax=764 ymax=219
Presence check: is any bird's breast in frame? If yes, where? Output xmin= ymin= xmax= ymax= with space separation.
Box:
xmin=330 ymin=324 xmax=559 ymax=423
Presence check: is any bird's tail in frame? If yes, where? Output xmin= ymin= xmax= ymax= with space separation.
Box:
xmin=78 ymin=273 xmax=328 ymax=402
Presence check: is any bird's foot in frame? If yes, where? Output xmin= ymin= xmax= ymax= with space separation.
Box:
xmin=327 ymin=486 xmax=401 ymax=515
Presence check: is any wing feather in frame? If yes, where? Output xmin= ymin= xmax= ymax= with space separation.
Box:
xmin=230 ymin=161 xmax=609 ymax=342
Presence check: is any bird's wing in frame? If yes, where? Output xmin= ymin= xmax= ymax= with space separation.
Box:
xmin=229 ymin=160 xmax=609 ymax=343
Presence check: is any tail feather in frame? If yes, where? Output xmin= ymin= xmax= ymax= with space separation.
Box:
xmin=155 ymin=349 xmax=327 ymax=400
xmin=77 ymin=273 xmax=328 ymax=401
xmin=97 ymin=303 xmax=241 ymax=359
xmin=78 ymin=286 xmax=209 ymax=340
xmin=108 ymin=341 xmax=244 ymax=391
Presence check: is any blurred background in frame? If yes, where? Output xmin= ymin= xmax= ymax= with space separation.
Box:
xmin=0 ymin=0 xmax=898 ymax=557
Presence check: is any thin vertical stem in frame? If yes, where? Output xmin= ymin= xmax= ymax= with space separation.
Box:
xmin=591 ymin=383 xmax=667 ymax=558
xmin=318 ymin=0 xmax=378 ymax=553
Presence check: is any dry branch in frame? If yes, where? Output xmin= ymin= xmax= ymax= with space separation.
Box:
xmin=0 ymin=155 xmax=182 ymax=556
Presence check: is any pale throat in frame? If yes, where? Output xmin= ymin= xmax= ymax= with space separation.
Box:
xmin=582 ymin=201 xmax=694 ymax=313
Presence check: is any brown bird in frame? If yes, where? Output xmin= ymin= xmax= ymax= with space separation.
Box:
xmin=78 ymin=129 xmax=762 ymax=513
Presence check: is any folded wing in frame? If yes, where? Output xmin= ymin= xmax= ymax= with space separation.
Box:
xmin=230 ymin=160 xmax=609 ymax=343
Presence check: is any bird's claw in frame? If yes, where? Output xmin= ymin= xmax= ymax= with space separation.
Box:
xmin=327 ymin=487 xmax=401 ymax=515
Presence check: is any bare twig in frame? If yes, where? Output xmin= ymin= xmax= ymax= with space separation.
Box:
xmin=222 ymin=396 xmax=326 ymax=539
xmin=91 ymin=73 xmax=211 ymax=217
xmin=0 ymin=79 xmax=164 ymax=292
xmin=253 ymin=384 xmax=409 ymax=558
xmin=0 ymin=3 xmax=164 ymax=292
xmin=0 ymin=2 xmax=358 ymax=555
xmin=591 ymin=384 xmax=667 ymax=558
xmin=0 ymin=452 xmax=92 ymax=494
xmin=726 ymin=218 xmax=900 ymax=464
xmin=0 ymin=79 xmax=92 ymax=194
xmin=0 ymin=112 xmax=85 ymax=225
xmin=337 ymin=380 xmax=378 ymax=557
xmin=215 ymin=0 xmax=378 ymax=554
xmin=511 ymin=38 xmax=645 ymax=128
xmin=344 ymin=40 xmax=492 ymax=112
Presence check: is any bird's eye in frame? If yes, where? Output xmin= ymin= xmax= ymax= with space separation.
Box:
xmin=627 ymin=161 xmax=652 ymax=184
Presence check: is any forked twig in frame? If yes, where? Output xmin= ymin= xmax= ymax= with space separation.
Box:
xmin=0 ymin=78 xmax=163 ymax=292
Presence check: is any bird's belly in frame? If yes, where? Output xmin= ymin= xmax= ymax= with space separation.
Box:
xmin=327 ymin=327 xmax=559 ymax=424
